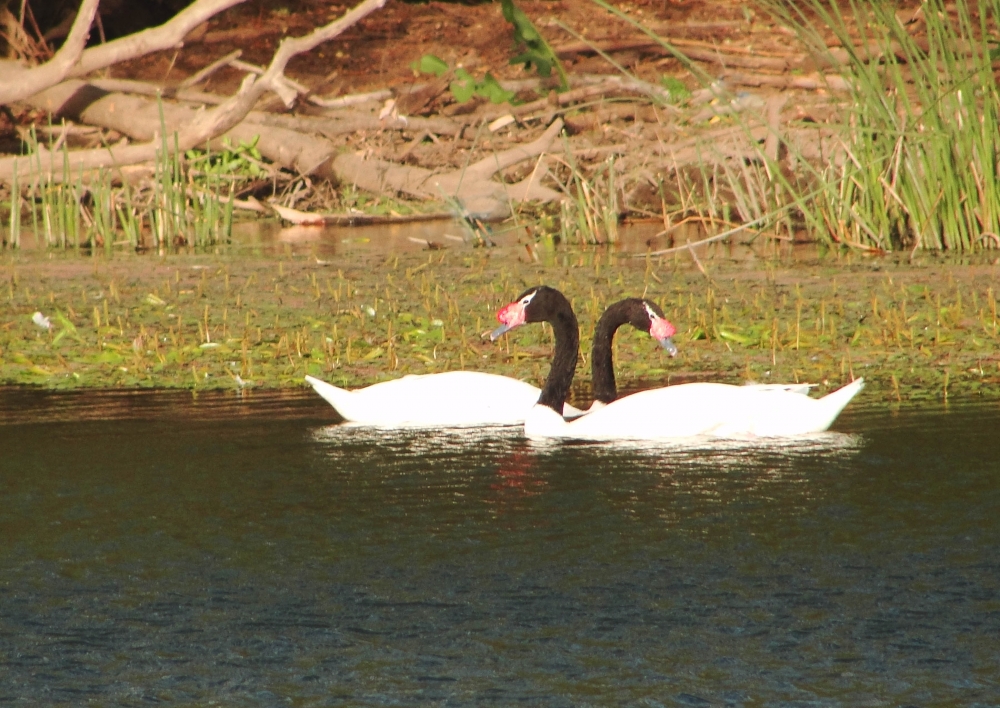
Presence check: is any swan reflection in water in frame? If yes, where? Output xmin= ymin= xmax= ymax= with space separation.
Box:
xmin=310 ymin=422 xmax=863 ymax=468
xmin=309 ymin=423 xmax=864 ymax=527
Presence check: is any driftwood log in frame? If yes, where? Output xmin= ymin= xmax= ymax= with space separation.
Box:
xmin=0 ymin=0 xmax=388 ymax=180
xmin=4 ymin=82 xmax=564 ymax=219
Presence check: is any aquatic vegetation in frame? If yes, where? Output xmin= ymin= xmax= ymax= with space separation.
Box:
xmin=1 ymin=125 xmax=237 ymax=251
xmin=765 ymin=0 xmax=1000 ymax=250
xmin=1 ymin=243 xmax=999 ymax=407
xmin=554 ymin=149 xmax=621 ymax=246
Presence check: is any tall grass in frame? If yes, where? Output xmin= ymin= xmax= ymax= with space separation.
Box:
xmin=768 ymin=0 xmax=1000 ymax=250
xmin=2 ymin=126 xmax=234 ymax=251
xmin=554 ymin=148 xmax=621 ymax=245
xmin=590 ymin=0 xmax=1000 ymax=251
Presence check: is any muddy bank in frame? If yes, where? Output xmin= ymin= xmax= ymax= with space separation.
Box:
xmin=2 ymin=241 xmax=999 ymax=408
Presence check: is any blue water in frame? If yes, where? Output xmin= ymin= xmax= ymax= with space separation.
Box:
xmin=0 ymin=388 xmax=998 ymax=705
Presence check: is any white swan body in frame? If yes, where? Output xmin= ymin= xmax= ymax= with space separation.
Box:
xmin=525 ymin=378 xmax=865 ymax=441
xmin=305 ymin=372 xmax=583 ymax=427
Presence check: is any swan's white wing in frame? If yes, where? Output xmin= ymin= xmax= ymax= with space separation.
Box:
xmin=527 ymin=380 xmax=864 ymax=441
xmin=307 ymin=371 xmax=583 ymax=427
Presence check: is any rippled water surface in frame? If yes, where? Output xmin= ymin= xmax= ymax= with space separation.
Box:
xmin=1 ymin=389 xmax=998 ymax=705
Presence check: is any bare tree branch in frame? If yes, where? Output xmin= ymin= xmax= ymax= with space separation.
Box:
xmin=0 ymin=0 xmax=99 ymax=105
xmin=332 ymin=119 xmax=566 ymax=219
xmin=0 ymin=0 xmax=388 ymax=183
xmin=67 ymin=0 xmax=249 ymax=78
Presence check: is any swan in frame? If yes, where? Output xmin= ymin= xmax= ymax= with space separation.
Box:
xmin=588 ymin=297 xmax=679 ymax=412
xmin=306 ymin=294 xmax=680 ymax=427
xmin=304 ymin=370 xmax=582 ymax=427
xmin=491 ymin=285 xmax=865 ymax=441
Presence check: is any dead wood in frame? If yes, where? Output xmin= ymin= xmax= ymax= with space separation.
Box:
xmin=763 ymin=95 xmax=787 ymax=162
xmin=562 ymin=103 xmax=659 ymax=134
xmin=689 ymin=92 xmax=766 ymax=123
xmin=722 ymin=70 xmax=851 ymax=92
xmin=245 ymin=109 xmax=462 ymax=139
xmin=557 ymin=36 xmax=799 ymax=72
xmin=87 ymin=77 xmax=229 ymax=105
xmin=272 ymin=203 xmax=453 ymax=226
xmin=13 ymin=81 xmax=339 ymax=179
xmin=67 ymin=0 xmax=249 ymax=78
xmin=635 ymin=215 xmax=770 ymax=257
xmin=178 ymin=49 xmax=243 ymax=88
xmin=492 ymin=77 xmax=673 ymax=126
xmin=310 ymin=89 xmax=393 ymax=110
xmin=0 ymin=0 xmax=99 ymax=105
xmin=665 ymin=44 xmax=796 ymax=72
xmin=655 ymin=124 xmax=770 ymax=167
xmin=0 ymin=0 xmax=389 ymax=183
xmin=332 ymin=119 xmax=566 ymax=220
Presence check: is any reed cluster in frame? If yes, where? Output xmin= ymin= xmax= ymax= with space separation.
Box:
xmin=2 ymin=127 xmax=236 ymax=251
xmin=764 ymin=0 xmax=1000 ymax=250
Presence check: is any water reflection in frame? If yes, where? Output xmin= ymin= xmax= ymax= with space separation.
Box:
xmin=1 ymin=390 xmax=998 ymax=705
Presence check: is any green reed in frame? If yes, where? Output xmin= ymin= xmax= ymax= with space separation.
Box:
xmin=768 ymin=0 xmax=1000 ymax=250
xmin=556 ymin=147 xmax=620 ymax=245
xmin=2 ymin=121 xmax=235 ymax=251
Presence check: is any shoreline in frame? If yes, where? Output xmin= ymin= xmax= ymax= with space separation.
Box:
xmin=3 ymin=244 xmax=999 ymax=405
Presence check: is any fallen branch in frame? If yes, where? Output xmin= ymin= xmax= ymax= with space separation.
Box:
xmin=0 ymin=0 xmax=99 ymax=105
xmin=67 ymin=0 xmax=249 ymax=78
xmin=244 ymin=110 xmax=463 ymax=138
xmin=654 ymin=124 xmax=770 ymax=166
xmin=635 ymin=213 xmax=771 ymax=257
xmin=8 ymin=81 xmax=340 ymax=181
xmin=722 ymin=70 xmax=851 ymax=92
xmin=271 ymin=203 xmax=453 ymax=226
xmin=88 ymin=77 xmax=229 ymax=104
xmin=333 ymin=119 xmax=566 ymax=219
xmin=763 ymin=95 xmax=787 ymax=162
xmin=178 ymin=49 xmax=243 ymax=88
xmin=0 ymin=0 xmax=388 ymax=183
xmin=556 ymin=35 xmax=799 ymax=72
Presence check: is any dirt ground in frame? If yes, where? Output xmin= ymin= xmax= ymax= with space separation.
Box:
xmin=117 ymin=1 xmax=758 ymax=96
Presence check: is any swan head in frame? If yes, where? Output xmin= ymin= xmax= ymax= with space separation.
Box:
xmin=643 ymin=301 xmax=678 ymax=356
xmin=491 ymin=286 xmax=563 ymax=339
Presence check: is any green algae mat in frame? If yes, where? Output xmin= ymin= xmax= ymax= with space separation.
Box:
xmin=2 ymin=246 xmax=999 ymax=407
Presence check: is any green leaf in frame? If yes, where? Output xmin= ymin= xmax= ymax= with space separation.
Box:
xmin=412 ymin=54 xmax=450 ymax=77
xmin=717 ymin=328 xmax=751 ymax=345
xmin=476 ymin=73 xmax=516 ymax=104
xmin=660 ymin=75 xmax=691 ymax=104
xmin=450 ymin=74 xmax=477 ymax=103
xmin=53 ymin=311 xmax=77 ymax=334
xmin=501 ymin=0 xmax=566 ymax=88
xmin=510 ymin=50 xmax=552 ymax=77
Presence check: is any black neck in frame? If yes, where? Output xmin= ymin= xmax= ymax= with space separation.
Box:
xmin=536 ymin=292 xmax=580 ymax=414
xmin=591 ymin=299 xmax=648 ymax=404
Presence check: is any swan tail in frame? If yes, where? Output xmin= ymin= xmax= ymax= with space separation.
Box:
xmin=815 ymin=377 xmax=864 ymax=430
xmin=305 ymin=375 xmax=356 ymax=420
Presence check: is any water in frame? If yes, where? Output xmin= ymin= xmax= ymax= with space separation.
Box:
xmin=1 ymin=390 xmax=998 ymax=706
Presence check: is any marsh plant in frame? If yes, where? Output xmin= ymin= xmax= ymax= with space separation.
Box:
xmin=554 ymin=149 xmax=621 ymax=245
xmin=2 ymin=127 xmax=236 ymax=251
xmin=589 ymin=0 xmax=1000 ymax=251
xmin=768 ymin=0 xmax=1000 ymax=250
